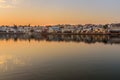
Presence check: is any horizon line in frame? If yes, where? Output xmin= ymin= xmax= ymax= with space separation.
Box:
xmin=0 ymin=23 xmax=120 ymax=26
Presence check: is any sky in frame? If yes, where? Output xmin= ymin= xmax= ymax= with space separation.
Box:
xmin=0 ymin=0 xmax=120 ymax=25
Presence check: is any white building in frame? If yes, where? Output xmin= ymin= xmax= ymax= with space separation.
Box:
xmin=48 ymin=27 xmax=61 ymax=33
xmin=110 ymin=24 xmax=120 ymax=33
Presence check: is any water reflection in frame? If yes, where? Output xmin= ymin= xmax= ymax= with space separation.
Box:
xmin=0 ymin=54 xmax=30 ymax=72
xmin=0 ymin=34 xmax=119 ymax=80
xmin=0 ymin=34 xmax=120 ymax=44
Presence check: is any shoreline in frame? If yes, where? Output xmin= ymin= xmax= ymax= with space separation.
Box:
xmin=0 ymin=32 xmax=120 ymax=35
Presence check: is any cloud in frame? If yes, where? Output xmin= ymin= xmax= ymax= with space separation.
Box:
xmin=0 ymin=0 xmax=17 ymax=8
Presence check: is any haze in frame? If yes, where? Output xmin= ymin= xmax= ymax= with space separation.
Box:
xmin=0 ymin=0 xmax=120 ymax=25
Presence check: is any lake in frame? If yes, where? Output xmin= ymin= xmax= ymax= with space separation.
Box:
xmin=0 ymin=34 xmax=120 ymax=80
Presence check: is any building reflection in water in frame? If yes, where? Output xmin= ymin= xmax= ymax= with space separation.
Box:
xmin=0 ymin=34 xmax=119 ymax=44
xmin=0 ymin=34 xmax=120 ymax=80
xmin=0 ymin=54 xmax=30 ymax=72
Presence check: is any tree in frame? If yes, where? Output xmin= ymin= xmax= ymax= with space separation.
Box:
xmin=103 ymin=25 xmax=108 ymax=29
xmin=13 ymin=24 xmax=17 ymax=29
xmin=28 ymin=24 xmax=31 ymax=27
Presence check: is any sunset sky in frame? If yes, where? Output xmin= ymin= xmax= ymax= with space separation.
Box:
xmin=0 ymin=0 xmax=120 ymax=25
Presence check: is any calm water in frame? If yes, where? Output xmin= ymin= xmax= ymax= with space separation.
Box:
xmin=0 ymin=34 xmax=120 ymax=80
